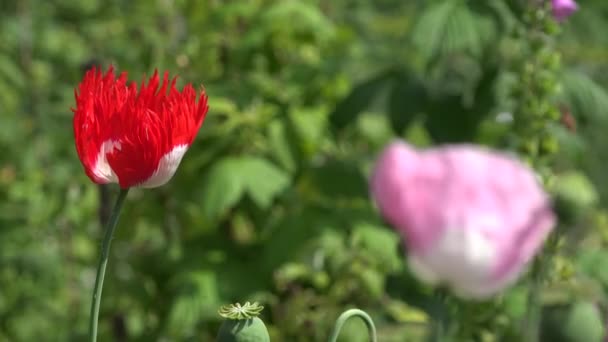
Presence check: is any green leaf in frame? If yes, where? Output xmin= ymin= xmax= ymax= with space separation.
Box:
xmin=356 ymin=267 xmax=385 ymax=300
xmin=424 ymin=94 xmax=474 ymax=143
xmin=330 ymin=70 xmax=395 ymax=131
xmin=502 ymin=286 xmax=528 ymax=319
xmin=274 ymin=263 xmax=314 ymax=291
xmin=351 ymin=223 xmax=402 ymax=272
xmin=0 ymin=55 xmax=25 ymax=90
xmin=384 ymin=299 xmax=429 ymax=324
xmin=387 ymin=72 xmax=427 ymax=135
xmin=424 ymin=66 xmax=497 ymax=143
xmin=267 ymin=118 xmax=298 ymax=173
xmin=445 ymin=3 xmax=483 ymax=56
xmin=471 ymin=0 xmax=516 ymax=35
xmin=240 ymin=156 xmax=290 ymax=209
xmin=577 ymin=249 xmax=608 ymax=287
xmin=412 ymin=0 xmax=459 ymax=60
xmin=404 ymin=120 xmax=433 ymax=148
xmin=551 ymin=125 xmax=586 ymax=165
xmin=200 ymin=157 xmax=245 ymax=220
xmin=258 ymin=1 xmax=334 ymax=41
xmin=541 ymin=302 xmax=605 ymax=342
xmin=200 ymin=156 xmax=289 ymax=218
xmin=553 ymin=171 xmax=599 ymax=223
xmin=560 ymin=70 xmax=608 ymax=125
xmin=356 ymin=113 xmax=393 ymax=149
xmin=168 ymin=271 xmax=221 ymax=336
xmin=412 ymin=0 xmax=487 ymax=61
xmin=306 ymin=159 xmax=368 ymax=200
xmin=261 ymin=208 xmax=342 ymax=273
xmin=562 ymin=302 xmax=605 ymax=342
xmin=288 ymin=106 xmax=327 ymax=158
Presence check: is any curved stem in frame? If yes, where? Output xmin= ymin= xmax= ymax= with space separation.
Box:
xmin=328 ymin=308 xmax=378 ymax=342
xmin=88 ymin=188 xmax=130 ymax=342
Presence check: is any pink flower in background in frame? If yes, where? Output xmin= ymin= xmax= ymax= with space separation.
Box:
xmin=552 ymin=0 xmax=578 ymax=22
xmin=370 ymin=141 xmax=556 ymax=299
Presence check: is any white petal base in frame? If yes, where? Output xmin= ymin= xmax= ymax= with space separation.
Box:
xmin=407 ymin=225 xmax=499 ymax=299
xmin=92 ymin=140 xmax=121 ymax=183
xmin=139 ymin=145 xmax=188 ymax=188
xmin=92 ymin=142 xmax=188 ymax=188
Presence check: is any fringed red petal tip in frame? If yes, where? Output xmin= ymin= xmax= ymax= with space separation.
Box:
xmin=72 ymin=65 xmax=209 ymax=188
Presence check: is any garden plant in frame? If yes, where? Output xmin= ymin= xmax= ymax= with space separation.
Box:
xmin=2 ymin=0 xmax=608 ymax=341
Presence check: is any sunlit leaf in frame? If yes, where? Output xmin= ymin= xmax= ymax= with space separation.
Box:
xmin=200 ymin=157 xmax=245 ymax=220
xmin=240 ymin=156 xmax=290 ymax=209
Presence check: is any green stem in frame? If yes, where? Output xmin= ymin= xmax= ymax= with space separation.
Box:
xmin=328 ymin=308 xmax=377 ymax=342
xmin=523 ymin=234 xmax=557 ymax=342
xmin=430 ymin=313 xmax=448 ymax=342
xmin=523 ymin=257 xmax=544 ymax=342
xmin=429 ymin=289 xmax=452 ymax=342
xmin=88 ymin=188 xmax=130 ymax=342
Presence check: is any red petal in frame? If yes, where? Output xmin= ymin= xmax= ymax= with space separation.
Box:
xmin=72 ymin=66 xmax=208 ymax=188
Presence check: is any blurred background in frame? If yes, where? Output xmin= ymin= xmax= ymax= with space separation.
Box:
xmin=1 ymin=0 xmax=608 ymax=341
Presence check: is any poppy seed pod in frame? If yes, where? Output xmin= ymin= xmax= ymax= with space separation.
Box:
xmin=216 ymin=302 xmax=270 ymax=342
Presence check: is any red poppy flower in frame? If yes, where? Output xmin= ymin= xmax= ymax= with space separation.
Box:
xmin=72 ymin=66 xmax=208 ymax=188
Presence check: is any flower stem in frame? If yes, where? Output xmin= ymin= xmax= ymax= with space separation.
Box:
xmin=523 ymin=234 xmax=557 ymax=342
xmin=88 ymin=188 xmax=130 ymax=342
xmin=328 ymin=308 xmax=377 ymax=342
xmin=429 ymin=289 xmax=452 ymax=342
xmin=523 ymin=256 xmax=545 ymax=342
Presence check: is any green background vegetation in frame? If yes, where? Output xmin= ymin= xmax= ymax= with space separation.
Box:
xmin=1 ymin=0 xmax=608 ymax=341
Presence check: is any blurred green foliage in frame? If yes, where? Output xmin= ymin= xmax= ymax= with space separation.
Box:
xmin=1 ymin=0 xmax=608 ymax=341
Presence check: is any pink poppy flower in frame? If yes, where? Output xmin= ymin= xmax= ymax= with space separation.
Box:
xmin=370 ymin=141 xmax=556 ymax=299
